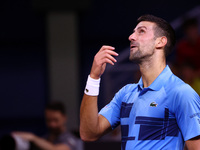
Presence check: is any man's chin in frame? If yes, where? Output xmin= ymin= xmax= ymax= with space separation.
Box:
xmin=129 ymin=56 xmax=141 ymax=64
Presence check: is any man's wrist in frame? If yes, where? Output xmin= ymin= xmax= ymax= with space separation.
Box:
xmin=84 ymin=75 xmax=101 ymax=96
xmin=89 ymin=73 xmax=100 ymax=80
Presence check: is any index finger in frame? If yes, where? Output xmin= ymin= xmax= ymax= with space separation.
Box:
xmin=104 ymin=49 xmax=119 ymax=56
xmin=100 ymin=45 xmax=115 ymax=51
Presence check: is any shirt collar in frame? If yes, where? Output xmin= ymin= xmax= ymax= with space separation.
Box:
xmin=137 ymin=65 xmax=173 ymax=91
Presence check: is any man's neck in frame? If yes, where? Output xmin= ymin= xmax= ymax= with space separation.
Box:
xmin=139 ymin=55 xmax=166 ymax=88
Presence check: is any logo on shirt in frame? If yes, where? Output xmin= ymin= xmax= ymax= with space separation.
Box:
xmin=150 ymin=102 xmax=158 ymax=107
xmin=190 ymin=112 xmax=200 ymax=118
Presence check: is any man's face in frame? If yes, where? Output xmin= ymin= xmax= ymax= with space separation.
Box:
xmin=129 ymin=21 xmax=157 ymax=62
xmin=45 ymin=109 xmax=66 ymax=134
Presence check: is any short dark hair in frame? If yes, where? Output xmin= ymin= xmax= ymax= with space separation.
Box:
xmin=45 ymin=101 xmax=66 ymax=115
xmin=137 ymin=14 xmax=176 ymax=56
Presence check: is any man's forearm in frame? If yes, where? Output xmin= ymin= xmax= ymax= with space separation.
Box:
xmin=32 ymin=135 xmax=54 ymax=150
xmin=80 ymin=46 xmax=118 ymax=141
xmin=80 ymin=94 xmax=100 ymax=141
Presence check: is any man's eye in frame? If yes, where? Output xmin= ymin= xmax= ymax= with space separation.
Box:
xmin=139 ymin=30 xmax=145 ymax=33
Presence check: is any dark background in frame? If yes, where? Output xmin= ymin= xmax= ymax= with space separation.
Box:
xmin=0 ymin=0 xmax=199 ymax=140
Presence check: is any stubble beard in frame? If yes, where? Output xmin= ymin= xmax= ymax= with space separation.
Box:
xmin=129 ymin=49 xmax=143 ymax=63
xmin=129 ymin=47 xmax=155 ymax=64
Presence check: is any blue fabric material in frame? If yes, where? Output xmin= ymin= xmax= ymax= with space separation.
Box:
xmin=99 ymin=65 xmax=200 ymax=150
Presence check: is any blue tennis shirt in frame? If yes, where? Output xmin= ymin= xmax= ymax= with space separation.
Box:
xmin=99 ymin=65 xmax=200 ymax=150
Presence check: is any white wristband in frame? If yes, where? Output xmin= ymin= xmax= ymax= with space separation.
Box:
xmin=84 ymin=75 xmax=101 ymax=96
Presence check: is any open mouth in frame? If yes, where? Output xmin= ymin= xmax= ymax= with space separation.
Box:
xmin=130 ymin=45 xmax=137 ymax=48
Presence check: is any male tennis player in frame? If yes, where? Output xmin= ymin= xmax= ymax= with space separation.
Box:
xmin=80 ymin=14 xmax=200 ymax=149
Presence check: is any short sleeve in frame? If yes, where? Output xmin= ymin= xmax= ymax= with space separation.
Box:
xmin=99 ymin=85 xmax=131 ymax=129
xmin=175 ymin=84 xmax=200 ymax=141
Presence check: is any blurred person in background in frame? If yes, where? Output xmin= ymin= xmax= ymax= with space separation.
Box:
xmin=176 ymin=17 xmax=200 ymax=74
xmin=12 ymin=101 xmax=82 ymax=150
xmin=175 ymin=17 xmax=200 ymax=96
xmin=180 ymin=62 xmax=200 ymax=95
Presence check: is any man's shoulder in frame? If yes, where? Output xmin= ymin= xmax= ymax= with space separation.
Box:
xmin=167 ymin=73 xmax=198 ymax=98
xmin=112 ymin=83 xmax=138 ymax=102
xmin=121 ymin=83 xmax=138 ymax=92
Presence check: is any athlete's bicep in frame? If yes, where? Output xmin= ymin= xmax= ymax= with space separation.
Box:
xmin=98 ymin=85 xmax=133 ymax=134
xmin=98 ymin=114 xmax=112 ymax=135
xmin=185 ymin=135 xmax=200 ymax=150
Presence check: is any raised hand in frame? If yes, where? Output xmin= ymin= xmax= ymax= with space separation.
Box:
xmin=90 ymin=45 xmax=119 ymax=79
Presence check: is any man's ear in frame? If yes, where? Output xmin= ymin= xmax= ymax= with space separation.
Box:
xmin=155 ymin=36 xmax=167 ymax=49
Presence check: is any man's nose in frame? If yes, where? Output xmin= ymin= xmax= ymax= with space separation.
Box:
xmin=128 ymin=33 xmax=136 ymax=41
